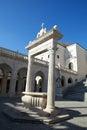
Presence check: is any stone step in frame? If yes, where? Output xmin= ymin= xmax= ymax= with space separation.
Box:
xmin=64 ymin=79 xmax=87 ymax=100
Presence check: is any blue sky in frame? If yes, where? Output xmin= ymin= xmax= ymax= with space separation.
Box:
xmin=0 ymin=0 xmax=87 ymax=54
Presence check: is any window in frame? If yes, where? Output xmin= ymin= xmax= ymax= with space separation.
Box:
xmin=61 ymin=76 xmax=65 ymax=87
xmin=68 ymin=78 xmax=73 ymax=83
xmin=69 ymin=62 xmax=73 ymax=70
xmin=57 ymin=55 xmax=59 ymax=59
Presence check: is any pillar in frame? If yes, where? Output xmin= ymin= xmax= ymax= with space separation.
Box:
xmin=45 ymin=42 xmax=56 ymax=113
xmin=17 ymin=75 xmax=23 ymax=95
xmin=1 ymin=71 xmax=8 ymax=95
xmin=8 ymin=70 xmax=17 ymax=97
xmin=25 ymin=55 xmax=33 ymax=92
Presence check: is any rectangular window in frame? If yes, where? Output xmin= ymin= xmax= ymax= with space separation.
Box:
xmin=57 ymin=55 xmax=59 ymax=59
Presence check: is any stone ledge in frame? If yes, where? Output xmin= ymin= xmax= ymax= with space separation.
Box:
xmin=22 ymin=92 xmax=47 ymax=97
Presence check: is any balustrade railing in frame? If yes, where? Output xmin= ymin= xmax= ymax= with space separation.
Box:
xmin=0 ymin=47 xmax=28 ymax=60
xmin=59 ymin=65 xmax=77 ymax=74
xmin=34 ymin=58 xmax=77 ymax=74
xmin=0 ymin=47 xmax=77 ymax=74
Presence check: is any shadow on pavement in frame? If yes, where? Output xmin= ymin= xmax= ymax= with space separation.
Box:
xmin=0 ymin=97 xmax=87 ymax=130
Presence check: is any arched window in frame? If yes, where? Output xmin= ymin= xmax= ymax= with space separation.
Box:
xmin=68 ymin=77 xmax=73 ymax=83
xmin=69 ymin=62 xmax=73 ymax=70
xmin=61 ymin=76 xmax=65 ymax=87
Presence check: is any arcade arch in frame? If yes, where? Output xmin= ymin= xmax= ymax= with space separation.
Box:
xmin=15 ymin=68 xmax=27 ymax=95
xmin=0 ymin=63 xmax=27 ymax=96
xmin=0 ymin=63 xmax=12 ymax=96
xmin=34 ymin=71 xmax=45 ymax=92
xmin=0 ymin=68 xmax=4 ymax=93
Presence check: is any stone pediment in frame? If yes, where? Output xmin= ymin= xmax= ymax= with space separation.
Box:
xmin=26 ymin=26 xmax=63 ymax=50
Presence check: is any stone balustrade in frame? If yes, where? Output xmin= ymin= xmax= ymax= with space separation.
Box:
xmin=55 ymin=64 xmax=77 ymax=75
xmin=0 ymin=47 xmax=28 ymax=60
xmin=60 ymin=65 xmax=77 ymax=74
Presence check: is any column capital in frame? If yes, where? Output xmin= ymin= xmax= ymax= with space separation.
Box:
xmin=48 ymin=42 xmax=57 ymax=51
xmin=11 ymin=70 xmax=17 ymax=76
xmin=3 ymin=72 xmax=8 ymax=77
xmin=28 ymin=55 xmax=34 ymax=64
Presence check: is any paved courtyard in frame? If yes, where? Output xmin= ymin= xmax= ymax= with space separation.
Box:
xmin=0 ymin=97 xmax=87 ymax=130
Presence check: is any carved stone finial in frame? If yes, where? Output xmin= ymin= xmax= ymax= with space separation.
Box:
xmin=36 ymin=23 xmax=47 ymax=38
xmin=53 ymin=25 xmax=58 ymax=30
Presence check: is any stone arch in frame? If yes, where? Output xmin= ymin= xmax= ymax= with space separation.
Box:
xmin=15 ymin=67 xmax=27 ymax=95
xmin=0 ymin=68 xmax=4 ymax=76
xmin=61 ymin=75 xmax=65 ymax=87
xmin=0 ymin=68 xmax=4 ymax=93
xmin=0 ymin=63 xmax=12 ymax=95
xmin=0 ymin=63 xmax=12 ymax=71
xmin=68 ymin=77 xmax=73 ymax=83
xmin=68 ymin=62 xmax=73 ymax=70
xmin=34 ymin=71 xmax=45 ymax=92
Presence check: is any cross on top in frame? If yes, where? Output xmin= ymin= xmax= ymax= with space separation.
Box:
xmin=41 ymin=23 xmax=44 ymax=29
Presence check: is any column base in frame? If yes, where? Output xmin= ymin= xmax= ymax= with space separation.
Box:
xmin=8 ymin=91 xmax=15 ymax=97
xmin=44 ymin=107 xmax=60 ymax=116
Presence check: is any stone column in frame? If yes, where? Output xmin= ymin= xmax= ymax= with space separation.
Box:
xmin=17 ymin=75 xmax=23 ymax=96
xmin=25 ymin=55 xmax=33 ymax=92
xmin=45 ymin=42 xmax=56 ymax=113
xmin=1 ymin=71 xmax=8 ymax=95
xmin=8 ymin=70 xmax=17 ymax=97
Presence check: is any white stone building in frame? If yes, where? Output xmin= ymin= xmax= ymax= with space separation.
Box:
xmin=0 ymin=25 xmax=87 ymax=97
xmin=35 ymin=42 xmax=87 ymax=96
xmin=0 ymin=47 xmax=27 ymax=97
xmin=25 ymin=25 xmax=87 ymax=98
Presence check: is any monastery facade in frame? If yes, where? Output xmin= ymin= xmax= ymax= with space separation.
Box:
xmin=0 ymin=25 xmax=87 ymax=97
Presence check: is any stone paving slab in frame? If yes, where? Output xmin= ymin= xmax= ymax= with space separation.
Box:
xmin=2 ymin=102 xmax=70 ymax=124
xmin=0 ymin=97 xmax=87 ymax=130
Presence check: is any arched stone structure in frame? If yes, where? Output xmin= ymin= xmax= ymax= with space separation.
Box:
xmin=15 ymin=68 xmax=27 ymax=96
xmin=0 ymin=63 xmax=12 ymax=96
xmin=0 ymin=68 xmax=4 ymax=93
xmin=22 ymin=25 xmax=63 ymax=113
xmin=0 ymin=47 xmax=27 ymax=97
xmin=34 ymin=71 xmax=45 ymax=92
